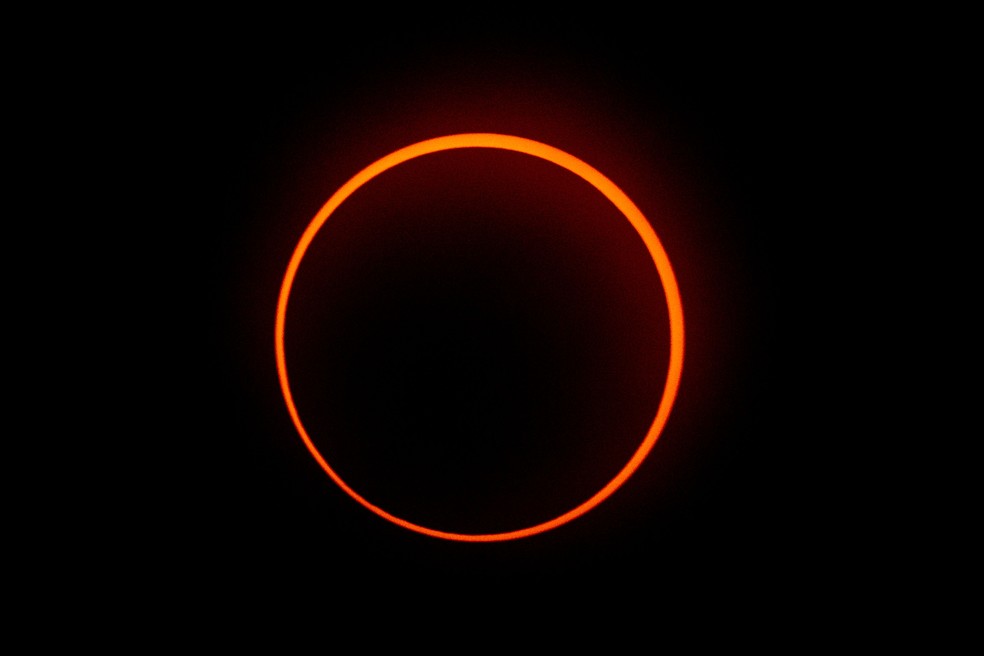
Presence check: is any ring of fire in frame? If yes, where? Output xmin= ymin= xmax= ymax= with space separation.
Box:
xmin=275 ymin=133 xmax=685 ymax=542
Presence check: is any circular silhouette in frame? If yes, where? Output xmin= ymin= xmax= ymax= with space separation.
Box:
xmin=275 ymin=133 xmax=684 ymax=541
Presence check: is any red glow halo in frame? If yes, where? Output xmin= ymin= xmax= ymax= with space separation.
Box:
xmin=275 ymin=133 xmax=684 ymax=542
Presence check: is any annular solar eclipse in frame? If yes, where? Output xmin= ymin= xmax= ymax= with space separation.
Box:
xmin=275 ymin=133 xmax=684 ymax=541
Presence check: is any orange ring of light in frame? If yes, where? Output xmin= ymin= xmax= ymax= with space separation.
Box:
xmin=275 ymin=133 xmax=684 ymax=542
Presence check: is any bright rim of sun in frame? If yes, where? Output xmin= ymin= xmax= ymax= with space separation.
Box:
xmin=275 ymin=133 xmax=684 ymax=542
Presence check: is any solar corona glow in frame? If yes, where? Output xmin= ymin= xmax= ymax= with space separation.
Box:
xmin=275 ymin=133 xmax=685 ymax=542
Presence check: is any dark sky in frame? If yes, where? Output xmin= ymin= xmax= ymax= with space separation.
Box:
xmin=60 ymin=18 xmax=871 ymax=621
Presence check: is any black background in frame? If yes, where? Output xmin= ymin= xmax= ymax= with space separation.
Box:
xmin=48 ymin=14 xmax=887 ymax=627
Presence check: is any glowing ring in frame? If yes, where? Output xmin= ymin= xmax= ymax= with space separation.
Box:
xmin=275 ymin=133 xmax=684 ymax=542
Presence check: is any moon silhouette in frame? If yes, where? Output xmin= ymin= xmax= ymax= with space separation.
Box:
xmin=275 ymin=133 xmax=684 ymax=541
